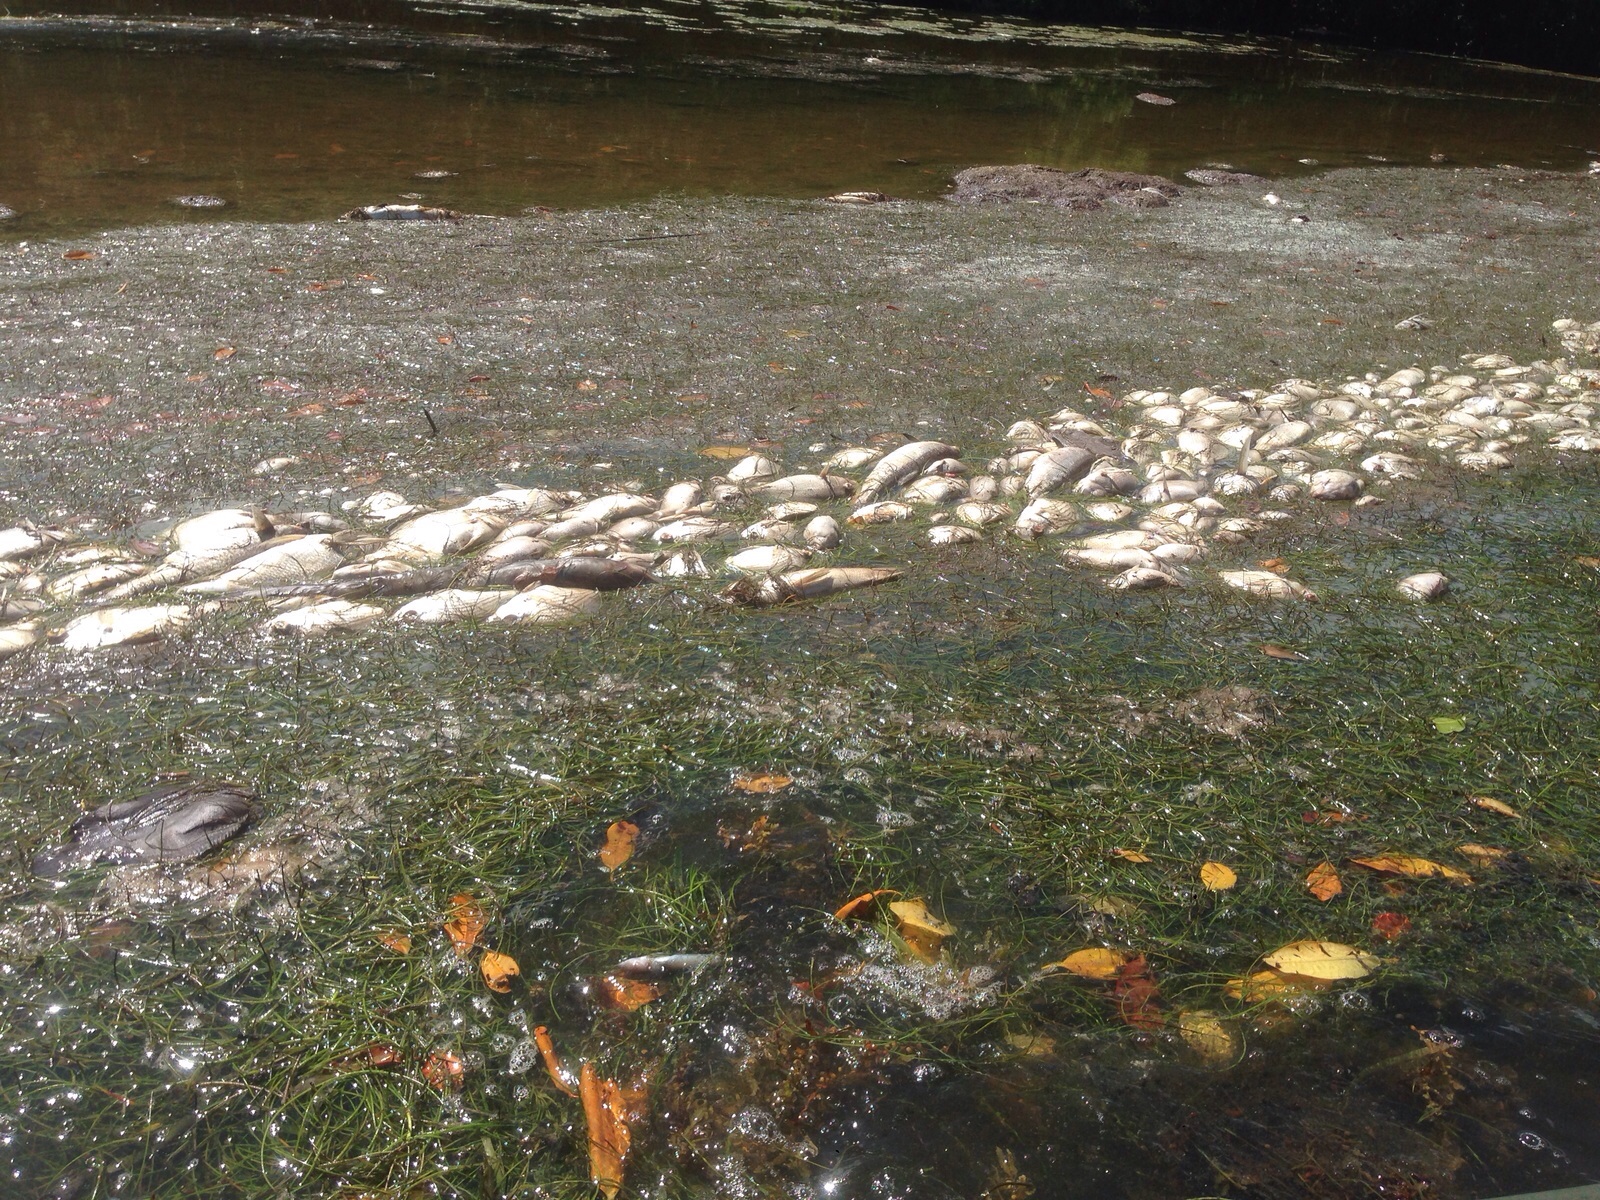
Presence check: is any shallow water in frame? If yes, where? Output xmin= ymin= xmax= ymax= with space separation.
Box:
xmin=1 ymin=0 xmax=1599 ymax=235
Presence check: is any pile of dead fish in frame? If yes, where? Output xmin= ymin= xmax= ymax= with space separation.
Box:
xmin=1 ymin=321 xmax=1597 ymax=659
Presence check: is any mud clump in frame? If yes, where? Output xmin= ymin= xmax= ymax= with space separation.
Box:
xmin=949 ymin=165 xmax=1179 ymax=209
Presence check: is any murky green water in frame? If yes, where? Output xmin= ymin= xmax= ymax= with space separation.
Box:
xmin=1 ymin=0 xmax=1598 ymax=235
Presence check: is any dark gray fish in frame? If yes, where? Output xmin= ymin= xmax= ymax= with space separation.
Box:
xmin=32 ymin=781 xmax=258 ymax=877
xmin=537 ymin=558 xmax=652 ymax=592
xmin=253 ymin=566 xmax=461 ymax=601
xmin=341 ymin=204 xmax=462 ymax=221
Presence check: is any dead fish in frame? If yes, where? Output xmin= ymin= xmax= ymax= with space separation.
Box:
xmin=1219 ymin=570 xmax=1317 ymax=600
xmin=750 ymin=474 xmax=856 ymax=504
xmin=562 ymin=493 xmax=658 ymax=526
xmin=608 ymin=517 xmax=660 ymax=542
xmin=726 ymin=454 xmax=778 ymax=482
xmin=720 ymin=566 xmax=902 ymax=607
xmin=468 ymin=487 xmax=565 ymax=520
xmin=0 ymin=525 xmax=67 ymax=561
xmin=47 ymin=561 xmax=148 ymax=604
xmin=741 ymin=519 xmax=801 ymax=544
xmin=1074 ymin=466 xmax=1140 ymax=497
xmin=347 ymin=490 xmax=430 ymax=525
xmin=848 ymin=501 xmax=914 ymax=525
xmin=1063 ymin=547 xmax=1158 ymax=570
xmin=1015 ymin=498 xmax=1081 ymax=538
xmin=264 ymin=600 xmax=384 ymax=635
xmin=169 ymin=508 xmax=269 ymax=553
xmin=1107 ymin=566 xmax=1184 ymax=591
xmin=612 ymin=952 xmax=724 ymax=977
xmin=1397 ymin=572 xmax=1450 ymax=601
xmin=480 ymin=535 xmax=554 ymax=564
xmin=384 ymin=511 xmax=504 ymax=560
xmin=655 ymin=547 xmax=710 ymax=578
xmin=0 ymin=597 xmax=45 ymax=621
xmin=803 ymin=515 xmax=842 ymax=550
xmin=99 ymin=531 xmax=266 ymax=601
xmin=1307 ymin=469 xmax=1364 ymax=500
xmin=536 ymin=558 xmax=652 ymax=591
xmin=1074 ymin=530 xmax=1170 ymax=552
xmin=488 ymin=585 xmax=603 ymax=624
xmin=0 ymin=621 xmax=41 ymax=659
xmin=657 ymin=481 xmax=704 ymax=517
xmin=32 ymin=781 xmax=258 ymax=878
xmin=824 ymin=447 xmax=882 ymax=471
xmin=57 ymin=603 xmax=213 ymax=651
xmin=392 ymin=589 xmax=515 ymax=623
xmin=342 ymin=204 xmax=462 ymax=221
xmin=967 ymin=475 xmax=1000 ymax=502
xmin=1024 ymin=445 xmax=1096 ymax=497
xmin=541 ymin=515 xmax=606 ymax=543
xmin=927 ymin=525 xmax=983 ymax=546
xmin=954 ymin=501 xmax=1011 ymax=527
xmin=1082 ymin=501 xmax=1135 ymax=523
xmin=182 ymin=535 xmax=344 ymax=595
xmin=724 ymin=545 xmax=812 ymax=574
xmin=901 ymin=476 xmax=967 ymax=505
xmin=653 ymin=517 xmax=734 ymax=544
xmin=856 ymin=441 xmax=959 ymax=503
xmin=766 ymin=501 xmax=818 ymax=520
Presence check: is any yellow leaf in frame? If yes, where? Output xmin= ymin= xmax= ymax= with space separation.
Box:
xmin=1262 ymin=939 xmax=1379 ymax=981
xmin=1111 ymin=848 xmax=1152 ymax=863
xmin=1177 ymin=1010 xmax=1237 ymax=1063
xmin=1457 ymin=843 xmax=1510 ymax=866
xmin=442 ymin=893 xmax=486 ymax=957
xmin=1224 ymin=969 xmax=1327 ymax=1002
xmin=731 ymin=772 xmax=793 ymax=794
xmin=1004 ymin=1031 xmax=1057 ymax=1057
xmin=888 ymin=899 xmax=955 ymax=962
xmin=700 ymin=445 xmax=751 ymax=460
xmin=480 ymin=950 xmax=521 ymax=993
xmin=1351 ymin=853 xmax=1472 ymax=884
xmin=1045 ymin=947 xmax=1133 ymax=980
xmin=1469 ymin=795 xmax=1520 ymax=818
xmin=1305 ymin=862 xmax=1343 ymax=902
xmin=1199 ymin=861 xmax=1237 ymax=891
xmin=598 ymin=820 xmax=639 ymax=872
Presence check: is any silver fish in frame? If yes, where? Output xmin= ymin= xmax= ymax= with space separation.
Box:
xmin=855 ymin=441 xmax=959 ymax=503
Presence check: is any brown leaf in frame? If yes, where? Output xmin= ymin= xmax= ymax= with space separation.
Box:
xmin=1372 ymin=911 xmax=1412 ymax=940
xmin=377 ymin=930 xmax=412 ymax=954
xmin=437 ymin=334 xmax=454 ymax=345
xmin=595 ymin=974 xmax=661 ymax=1012
xmin=598 ymin=820 xmax=639 ymax=872
xmin=334 ymin=1042 xmax=403 ymax=1071
xmin=1572 ymin=556 xmax=1600 ymax=569
xmin=1456 ymin=843 xmax=1510 ymax=867
xmin=1305 ymin=862 xmax=1343 ymax=901
xmin=533 ymin=1025 xmax=579 ymax=1097
xmin=1261 ymin=644 xmax=1309 ymax=661
xmin=1469 ymin=795 xmax=1520 ymax=818
xmin=480 ymin=949 xmax=521 ymax=993
xmin=213 ymin=346 xmax=236 ymax=360
xmin=286 ymin=403 xmax=327 ymax=417
xmin=1083 ymin=383 xmax=1114 ymax=400
xmin=1199 ymin=861 xmax=1238 ymax=891
xmin=1321 ymin=317 xmax=1345 ymax=326
xmin=732 ymin=772 xmax=792 ymax=794
xmin=1257 ymin=558 xmax=1290 ymax=575
xmin=443 ymin=893 xmax=486 ymax=957
xmin=581 ymin=1062 xmax=634 ymax=1200
xmin=576 ymin=379 xmax=599 ymax=391
xmin=62 ymin=249 xmax=96 ymax=261
xmin=1351 ymin=853 xmax=1472 ymax=883
xmin=1112 ymin=954 xmax=1163 ymax=1030
xmin=422 ymin=1049 xmax=466 ymax=1091
xmin=833 ymin=888 xmax=898 ymax=921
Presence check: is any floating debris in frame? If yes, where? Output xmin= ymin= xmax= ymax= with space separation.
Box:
xmin=32 ymin=780 xmax=257 ymax=877
xmin=341 ymin=204 xmax=463 ymax=221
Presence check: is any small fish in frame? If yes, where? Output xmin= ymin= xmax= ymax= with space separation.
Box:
xmin=803 ymin=515 xmax=842 ymax=550
xmin=724 ymin=545 xmax=812 ymax=574
xmin=656 ymin=481 xmax=704 ymax=517
xmin=32 ymin=781 xmax=258 ymax=877
xmin=611 ymin=952 xmax=724 ymax=977
xmin=342 ymin=204 xmax=462 ymax=221
xmin=1024 ymin=445 xmax=1096 ymax=497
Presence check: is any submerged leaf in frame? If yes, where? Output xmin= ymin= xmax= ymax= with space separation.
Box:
xmin=1469 ymin=795 xmax=1520 ymax=818
xmin=443 ymin=893 xmax=486 ymax=957
xmin=1261 ymin=643 xmax=1309 ymax=661
xmin=1351 ymin=853 xmax=1472 ymax=883
xmin=580 ymin=1061 xmax=635 ymax=1200
xmin=1199 ymin=861 xmax=1237 ymax=891
xmin=889 ymin=899 xmax=955 ymax=962
xmin=422 ymin=1050 xmax=466 ymax=1091
xmin=833 ymin=888 xmax=898 ymax=921
xmin=377 ymin=930 xmax=412 ymax=954
xmin=1112 ymin=954 xmax=1163 ymax=1030
xmin=700 ymin=445 xmax=751 ymax=460
xmin=595 ymin=974 xmax=661 ymax=1012
xmin=533 ymin=1025 xmax=580 ymax=1098
xmin=1111 ymin=848 xmax=1152 ymax=863
xmin=1372 ymin=911 xmax=1412 ymax=940
xmin=731 ymin=771 xmax=793 ymax=794
xmin=1456 ymin=843 xmax=1509 ymax=866
xmin=1305 ymin=862 xmax=1343 ymax=902
xmin=598 ymin=820 xmax=639 ymax=872
xmin=481 ymin=949 xmax=521 ymax=993
xmin=1262 ymin=940 xmax=1378 ymax=981
xmin=1431 ymin=715 xmax=1467 ymax=733
xmin=1046 ymin=947 xmax=1133 ymax=980
xmin=1177 ymin=1010 xmax=1238 ymax=1063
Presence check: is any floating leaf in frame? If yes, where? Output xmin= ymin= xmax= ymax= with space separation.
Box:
xmin=1045 ymin=947 xmax=1133 ymax=980
xmin=1262 ymin=940 xmax=1378 ymax=981
xmin=1199 ymin=862 xmax=1237 ymax=891
xmin=334 ymin=1042 xmax=403 ymax=1071
xmin=1305 ymin=862 xmax=1343 ymax=902
xmin=1574 ymin=555 xmax=1600 ymax=569
xmin=1224 ymin=969 xmax=1322 ymax=1002
xmin=889 ymin=899 xmax=955 ymax=962
xmin=62 ymin=249 xmax=96 ymax=261
xmin=1112 ymin=954 xmax=1163 ymax=1029
xmin=422 ymin=1049 xmax=466 ymax=1091
xmin=481 ymin=950 xmax=521 ymax=993
xmin=732 ymin=772 xmax=792 ymax=794
xmin=1431 ymin=716 xmax=1466 ymax=734
xmin=443 ymin=893 xmax=486 ymax=957
xmin=1469 ymin=795 xmax=1520 ymax=818
xmin=213 ymin=346 xmax=236 ymax=360
xmin=1257 ymin=558 xmax=1290 ymax=575
xmin=533 ymin=1025 xmax=579 ymax=1097
xmin=377 ymin=930 xmax=412 ymax=955
xmin=834 ymin=888 xmax=898 ymax=921
xmin=1351 ymin=854 xmax=1472 ymax=883
xmin=1456 ymin=843 xmax=1510 ymax=866
xmin=1177 ymin=1010 xmax=1237 ymax=1063
xmin=1261 ymin=644 xmax=1309 ymax=661
xmin=580 ymin=1062 xmax=635 ymax=1200
xmin=1371 ymin=911 xmax=1412 ymax=940
xmin=1111 ymin=848 xmax=1152 ymax=863
xmin=699 ymin=445 xmax=750 ymax=460
xmin=595 ymin=974 xmax=661 ymax=1012
xmin=598 ymin=820 xmax=639 ymax=872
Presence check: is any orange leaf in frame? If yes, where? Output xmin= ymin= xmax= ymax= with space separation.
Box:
xmin=1575 ymin=555 xmax=1600 ymax=569
xmin=422 ymin=1050 xmax=466 ymax=1091
xmin=1257 ymin=558 xmax=1289 ymax=575
xmin=1199 ymin=861 xmax=1238 ymax=891
xmin=598 ymin=820 xmax=639 ymax=872
xmin=1371 ymin=911 xmax=1411 ymax=940
xmin=580 ymin=1062 xmax=633 ymax=1200
xmin=378 ymin=930 xmax=412 ymax=954
xmin=834 ymin=888 xmax=898 ymax=921
xmin=437 ymin=334 xmax=454 ymax=345
xmin=1045 ymin=947 xmax=1133 ymax=980
xmin=62 ymin=249 xmax=96 ymax=261
xmin=595 ymin=974 xmax=661 ymax=1012
xmin=480 ymin=949 xmax=521 ymax=993
xmin=1111 ymin=848 xmax=1152 ymax=863
xmin=443 ymin=893 xmax=486 ymax=957
xmin=1321 ymin=317 xmax=1345 ymax=326
xmin=1261 ymin=644 xmax=1308 ymax=661
xmin=287 ymin=402 xmax=327 ymax=417
xmin=213 ymin=346 xmax=236 ymax=360
xmin=334 ymin=1042 xmax=403 ymax=1071
xmin=1305 ymin=862 xmax=1343 ymax=902
xmin=1083 ymin=383 xmax=1114 ymax=400
xmin=1112 ymin=954 xmax=1163 ymax=1030
xmin=533 ymin=1025 xmax=579 ymax=1098
xmin=732 ymin=772 xmax=793 ymax=794
xmin=577 ymin=379 xmax=599 ymax=391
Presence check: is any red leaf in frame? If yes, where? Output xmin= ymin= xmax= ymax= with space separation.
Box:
xmin=1372 ymin=911 xmax=1412 ymax=940
xmin=1111 ymin=954 xmax=1164 ymax=1030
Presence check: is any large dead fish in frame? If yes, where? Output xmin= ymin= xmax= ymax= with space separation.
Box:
xmin=1024 ymin=445 xmax=1096 ymax=497
xmin=382 ymin=511 xmax=504 ymax=561
xmin=719 ymin=565 xmax=902 ymax=606
xmin=32 ymin=780 xmax=258 ymax=877
xmin=854 ymin=441 xmax=960 ymax=504
xmin=181 ymin=535 xmax=344 ymax=596
xmin=57 ymin=603 xmax=214 ymax=651
xmin=100 ymin=528 xmax=269 ymax=602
